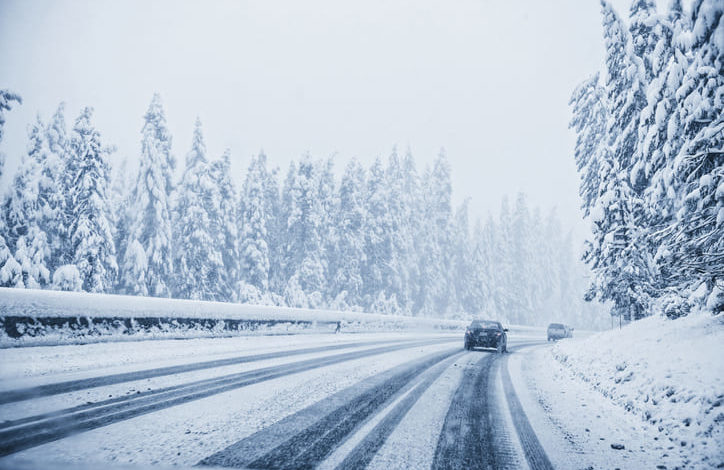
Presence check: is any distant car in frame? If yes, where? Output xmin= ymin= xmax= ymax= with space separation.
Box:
xmin=547 ymin=323 xmax=573 ymax=341
xmin=464 ymin=320 xmax=508 ymax=353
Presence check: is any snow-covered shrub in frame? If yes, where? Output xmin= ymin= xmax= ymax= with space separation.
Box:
xmin=238 ymin=281 xmax=263 ymax=304
xmin=52 ymin=264 xmax=82 ymax=292
xmin=0 ymin=246 xmax=23 ymax=287
xmin=284 ymin=276 xmax=308 ymax=308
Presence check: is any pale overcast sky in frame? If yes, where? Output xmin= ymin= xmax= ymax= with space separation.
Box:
xmin=0 ymin=0 xmax=662 ymax=242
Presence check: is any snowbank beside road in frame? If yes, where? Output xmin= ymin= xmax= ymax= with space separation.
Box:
xmin=551 ymin=312 xmax=723 ymax=468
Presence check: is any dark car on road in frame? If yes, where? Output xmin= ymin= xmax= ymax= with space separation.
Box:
xmin=464 ymin=320 xmax=508 ymax=353
xmin=547 ymin=323 xmax=573 ymax=341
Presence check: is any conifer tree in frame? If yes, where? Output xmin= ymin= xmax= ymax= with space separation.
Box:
xmin=122 ymin=93 xmax=175 ymax=297
xmin=401 ymin=149 xmax=423 ymax=314
xmin=583 ymin=1 xmax=655 ymax=320
xmin=238 ymin=152 xmax=271 ymax=301
xmin=4 ymin=118 xmax=45 ymax=248
xmin=330 ymin=158 xmax=367 ymax=308
xmin=173 ymin=119 xmax=223 ymax=300
xmin=281 ymin=155 xmax=327 ymax=307
xmin=662 ymin=0 xmax=723 ymax=313
xmin=0 ymin=90 xmax=22 ymax=287
xmin=42 ymin=103 xmax=69 ymax=270
xmin=417 ymin=151 xmax=454 ymax=315
xmin=259 ymin=152 xmax=283 ymax=296
xmin=66 ymin=107 xmax=117 ymax=292
xmin=493 ymin=196 xmax=514 ymax=320
xmin=570 ymin=74 xmax=608 ymax=217
xmin=363 ymin=157 xmax=391 ymax=309
xmin=385 ymin=148 xmax=411 ymax=312
xmin=451 ymin=200 xmax=477 ymax=315
xmin=210 ymin=149 xmax=240 ymax=302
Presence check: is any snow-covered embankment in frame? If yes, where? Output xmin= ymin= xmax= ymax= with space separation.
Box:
xmin=551 ymin=312 xmax=723 ymax=468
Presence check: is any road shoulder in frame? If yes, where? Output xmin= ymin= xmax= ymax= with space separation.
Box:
xmin=508 ymin=343 xmax=687 ymax=469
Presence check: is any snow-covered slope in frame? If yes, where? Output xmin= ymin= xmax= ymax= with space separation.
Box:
xmin=551 ymin=312 xmax=723 ymax=468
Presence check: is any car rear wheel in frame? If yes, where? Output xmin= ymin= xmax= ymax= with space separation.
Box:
xmin=496 ymin=342 xmax=503 ymax=354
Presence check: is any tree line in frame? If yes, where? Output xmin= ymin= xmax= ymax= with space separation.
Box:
xmin=570 ymin=0 xmax=722 ymax=319
xmin=0 ymin=91 xmax=606 ymax=327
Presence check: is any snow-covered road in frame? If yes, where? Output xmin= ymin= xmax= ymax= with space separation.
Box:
xmin=0 ymin=331 xmax=678 ymax=469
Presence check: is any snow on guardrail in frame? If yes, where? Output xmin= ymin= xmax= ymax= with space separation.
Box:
xmin=0 ymin=288 xmax=548 ymax=347
xmin=0 ymin=288 xmax=469 ymax=347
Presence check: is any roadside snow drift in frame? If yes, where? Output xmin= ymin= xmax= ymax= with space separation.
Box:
xmin=551 ymin=312 xmax=724 ymax=468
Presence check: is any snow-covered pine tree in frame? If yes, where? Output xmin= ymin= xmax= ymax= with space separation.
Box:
xmin=0 ymin=90 xmax=22 ymax=287
xmin=0 ymin=237 xmax=22 ymax=287
xmin=385 ymin=148 xmax=411 ymax=313
xmin=509 ymin=193 xmax=536 ymax=324
xmin=4 ymin=117 xmax=45 ymax=247
xmin=43 ymin=103 xmax=70 ymax=271
xmin=173 ymin=118 xmax=223 ymax=301
xmin=110 ymin=157 xmax=132 ymax=290
xmin=629 ymin=0 xmax=661 ymax=81
xmin=529 ymin=205 xmax=545 ymax=320
xmin=259 ymin=152 xmax=283 ymax=297
xmin=210 ymin=149 xmax=240 ymax=302
xmin=635 ymin=1 xmax=691 ymax=297
xmin=330 ymin=158 xmax=367 ymax=309
xmin=540 ymin=208 xmax=564 ymax=311
xmin=363 ymin=157 xmax=392 ymax=311
xmin=467 ymin=217 xmax=491 ymax=315
xmin=13 ymin=226 xmax=51 ymax=289
xmin=280 ymin=160 xmax=298 ymax=291
xmin=584 ymin=1 xmax=656 ymax=320
xmin=281 ymin=155 xmax=327 ymax=307
xmin=66 ymin=107 xmax=117 ymax=292
xmin=122 ymin=93 xmax=175 ymax=297
xmin=637 ymin=3 xmax=687 ymax=227
xmin=628 ymin=0 xmax=661 ymax=191
xmin=493 ymin=196 xmax=514 ymax=321
xmin=2 ymin=117 xmax=54 ymax=288
xmin=662 ymin=0 xmax=723 ymax=313
xmin=479 ymin=214 xmax=498 ymax=316
xmin=451 ymin=199 xmax=479 ymax=317
xmin=418 ymin=150 xmax=454 ymax=316
xmin=238 ymin=152 xmax=271 ymax=302
xmin=318 ymin=157 xmax=338 ymax=303
xmin=401 ymin=149 xmax=423 ymax=315
xmin=569 ymin=73 xmax=609 ymax=217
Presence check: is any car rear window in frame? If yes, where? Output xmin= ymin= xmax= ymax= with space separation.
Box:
xmin=548 ymin=323 xmax=564 ymax=329
xmin=470 ymin=320 xmax=500 ymax=329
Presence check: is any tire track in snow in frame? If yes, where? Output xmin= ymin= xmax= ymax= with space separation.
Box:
xmin=331 ymin=352 xmax=462 ymax=470
xmin=432 ymin=345 xmax=536 ymax=470
xmin=0 ymin=337 xmax=425 ymax=406
xmin=501 ymin=354 xmax=554 ymax=470
xmin=431 ymin=352 xmax=501 ymax=470
xmin=0 ymin=338 xmax=453 ymax=457
xmin=199 ymin=348 xmax=462 ymax=469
